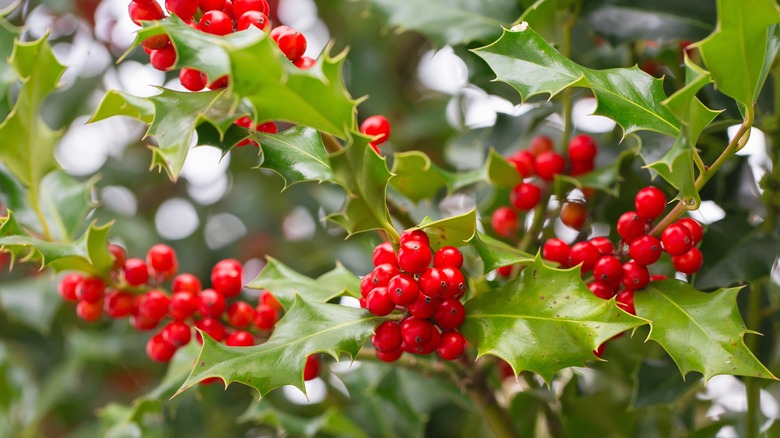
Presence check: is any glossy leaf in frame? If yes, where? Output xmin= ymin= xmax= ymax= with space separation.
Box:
xmin=474 ymin=26 xmax=680 ymax=137
xmin=175 ymin=296 xmax=381 ymax=397
xmin=413 ymin=209 xmax=477 ymax=250
xmin=468 ymin=232 xmax=534 ymax=272
xmin=696 ymin=0 xmax=780 ymax=106
xmin=246 ymin=257 xmax=361 ymax=310
xmin=327 ymin=134 xmax=399 ymax=240
xmin=635 ymin=280 xmax=775 ymax=381
xmin=254 ymin=127 xmax=335 ymax=190
xmin=38 ymin=171 xmax=98 ymax=242
xmin=0 ymin=19 xmax=19 ymax=120
xmin=645 ymin=135 xmax=699 ymax=207
xmin=390 ymin=151 xmax=448 ymax=203
xmin=0 ymin=34 xmax=63 ymax=189
xmin=461 ymin=257 xmax=647 ymax=382
xmin=369 ymin=0 xmax=521 ymax=46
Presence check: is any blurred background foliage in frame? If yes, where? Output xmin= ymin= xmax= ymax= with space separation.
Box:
xmin=1 ymin=0 xmax=780 ymax=436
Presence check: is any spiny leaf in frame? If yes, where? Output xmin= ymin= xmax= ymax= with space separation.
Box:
xmin=0 ymin=211 xmax=113 ymax=275
xmin=473 ymin=26 xmax=680 ymax=137
xmin=368 ymin=0 xmax=521 ymax=46
xmin=413 ymin=209 xmax=477 ymax=250
xmin=461 ymin=257 xmax=647 ymax=383
xmin=662 ymin=56 xmax=721 ymax=143
xmin=636 ymin=280 xmax=776 ymax=381
xmin=0 ymin=33 xmax=63 ymax=189
xmin=695 ymin=0 xmax=780 ymax=106
xmin=175 ymin=296 xmax=381 ymax=398
xmin=253 ymin=127 xmax=335 ymax=190
xmin=467 ymin=232 xmax=534 ymax=273
xmin=327 ymin=134 xmax=399 ymax=240
xmin=645 ymin=135 xmax=699 ymax=207
xmin=246 ymin=258 xmax=360 ymax=310
xmin=0 ymin=18 xmax=20 ymax=120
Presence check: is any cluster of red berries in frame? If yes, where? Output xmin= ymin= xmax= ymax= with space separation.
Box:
xmin=541 ymin=187 xmax=704 ymax=316
xmin=492 ymin=134 xmax=599 ymax=237
xmin=127 ymin=0 xmax=313 ymax=90
xmin=361 ymin=230 xmax=468 ymax=362
xmin=359 ymin=115 xmax=391 ymax=153
xmin=56 ymin=243 xmax=322 ymax=381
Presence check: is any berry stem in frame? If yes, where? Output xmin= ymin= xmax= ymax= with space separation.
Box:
xmin=518 ymin=189 xmax=552 ymax=253
xmin=29 ymin=186 xmax=54 ymax=242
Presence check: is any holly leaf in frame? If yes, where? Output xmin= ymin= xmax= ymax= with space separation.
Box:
xmin=368 ymin=0 xmax=521 ymax=46
xmin=239 ymin=402 xmax=369 ymax=438
xmin=473 ymin=26 xmax=680 ymax=137
xmin=38 ymin=171 xmax=98 ymax=242
xmin=467 ymin=232 xmax=534 ymax=272
xmin=0 ymin=211 xmax=113 ymax=275
xmin=390 ymin=151 xmax=448 ymax=203
xmin=413 ymin=209 xmax=477 ymax=250
xmin=175 ymin=296 xmax=381 ymax=398
xmin=327 ymin=134 xmax=399 ymax=240
xmin=461 ymin=257 xmax=646 ymax=382
xmin=645 ymin=135 xmax=699 ymax=207
xmin=0 ymin=19 xmax=20 ymax=120
xmin=696 ymin=0 xmax=780 ymax=106
xmin=246 ymin=258 xmax=361 ymax=310
xmin=663 ymin=56 xmax=720 ymax=143
xmin=253 ymin=127 xmax=335 ymax=190
xmin=635 ymin=280 xmax=776 ymax=381
xmin=0 ymin=33 xmax=63 ymax=189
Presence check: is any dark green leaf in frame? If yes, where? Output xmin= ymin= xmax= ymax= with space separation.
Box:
xmin=645 ymin=134 xmax=699 ymax=206
xmin=175 ymin=296 xmax=381 ymax=397
xmin=255 ymin=127 xmax=336 ymax=190
xmin=461 ymin=257 xmax=647 ymax=382
xmin=246 ymin=257 xmax=361 ymax=310
xmin=635 ymin=280 xmax=776 ymax=381
xmin=390 ymin=151 xmax=448 ymax=203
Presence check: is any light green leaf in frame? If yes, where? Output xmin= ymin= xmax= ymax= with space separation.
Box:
xmin=473 ymin=26 xmax=680 ymax=137
xmin=239 ymin=402 xmax=369 ymax=438
xmin=485 ymin=148 xmax=522 ymax=188
xmin=413 ymin=209 xmax=477 ymax=250
xmin=635 ymin=280 xmax=776 ymax=381
xmin=254 ymin=127 xmax=336 ymax=190
xmin=89 ymin=89 xmax=154 ymax=124
xmin=0 ymin=19 xmax=20 ymax=120
xmin=368 ymin=0 xmax=521 ymax=46
xmin=696 ymin=0 xmax=780 ymax=106
xmin=0 ymin=275 xmax=61 ymax=334
xmin=468 ymin=232 xmax=534 ymax=272
xmin=175 ymin=296 xmax=381 ymax=398
xmin=390 ymin=151 xmax=448 ymax=203
xmin=645 ymin=135 xmax=699 ymax=206
xmin=461 ymin=257 xmax=646 ymax=382
xmin=246 ymin=257 xmax=360 ymax=310
xmin=39 ymin=171 xmax=98 ymax=242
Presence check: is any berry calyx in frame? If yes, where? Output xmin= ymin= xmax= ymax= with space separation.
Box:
xmin=434 ymin=299 xmax=465 ymax=329
xmin=621 ymin=261 xmax=649 ymax=290
xmin=387 ymin=274 xmax=419 ymax=306
xmin=397 ymin=241 xmax=433 ymax=274
xmin=677 ymin=217 xmax=703 ymax=244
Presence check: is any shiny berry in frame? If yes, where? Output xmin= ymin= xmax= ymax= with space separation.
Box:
xmin=677 ymin=218 xmax=703 ymax=244
xmin=227 ymin=301 xmax=254 ymax=328
xmin=138 ymin=290 xmax=170 ymax=321
xmin=130 ymin=313 xmax=159 ymax=331
xmin=147 ymin=243 xmax=177 ymax=277
xmin=616 ymin=211 xmax=645 ymax=241
xmin=419 ymin=267 xmax=447 ymax=298
xmin=162 ymin=321 xmax=191 ymax=347
xmin=440 ymin=266 xmax=466 ymax=299
xmin=434 ymin=299 xmax=465 ymax=329
xmin=387 ymin=274 xmax=419 ymax=306
xmin=199 ymin=0 xmax=225 ymax=11
xmin=198 ymin=289 xmax=226 ymax=318
xmin=661 ymin=223 xmax=694 ymax=256
xmin=621 ymin=261 xmax=649 ymax=290
xmin=233 ymin=0 xmax=269 ymax=17
xmin=58 ymin=273 xmax=83 ymax=301
xmin=433 ymin=246 xmax=463 ymax=269
xmin=568 ymin=135 xmax=598 ymax=162
xmin=172 ymin=273 xmax=202 ymax=295
xmin=543 ymin=238 xmax=570 ymax=267
xmin=510 ymin=182 xmax=541 ymax=211
xmin=237 ymin=10 xmax=270 ymax=32
xmin=560 ymin=201 xmax=588 ymax=230
xmin=303 ymin=355 xmax=320 ymax=381
xmin=528 ymin=135 xmax=554 ymax=156
xmin=195 ymin=318 xmax=226 ymax=343
xmin=104 ymin=291 xmax=134 ymax=318
xmin=376 ymin=348 xmax=403 ymax=362
xmin=588 ymin=281 xmax=614 ymax=299
xmin=407 ymin=293 xmax=440 ymax=319
xmin=491 ymin=206 xmax=518 ymax=237
xmin=372 ymin=321 xmax=402 ymax=352
xmin=259 ymin=291 xmax=283 ymax=313
xmin=76 ymin=300 xmax=103 ymax=322
xmin=671 ymin=247 xmax=703 ymax=274
xmin=569 ymin=241 xmax=600 ymax=272
xmin=200 ymin=10 xmax=233 ymax=35
xmin=254 ymin=303 xmax=279 ymax=330
xmin=165 ymin=0 xmax=196 ymax=20
xmin=275 ymin=29 xmax=307 ymax=61
xmin=534 ymin=151 xmax=565 ymax=181
xmin=211 ymin=264 xmax=242 ymax=298
xmin=508 ymin=150 xmax=535 ymax=178
xmin=180 ymin=68 xmax=206 ymax=92
xmin=400 ymin=229 xmax=430 ymax=246
xmin=437 ymin=331 xmax=466 ymax=360
xmin=589 ymin=237 xmax=614 ymax=255
xmin=593 ymin=256 xmax=622 ymax=285
xmin=415 ymin=327 xmax=441 ymax=355
xmin=293 ymin=56 xmax=316 ymax=69
xmin=226 ymin=331 xmax=254 ymax=347
xmin=629 ymin=235 xmax=662 ymax=266
xmin=635 ymin=187 xmax=666 ymax=220
xmin=108 ymin=244 xmax=127 ymax=271
xmin=367 ymin=287 xmax=395 ymax=316
xmin=149 ymin=43 xmax=177 ymax=71
xmin=76 ymin=276 xmax=105 ymax=304
xmin=401 ymin=317 xmax=433 ymax=347
xmin=146 ymin=333 xmax=176 ymax=362
xmin=616 ymin=290 xmax=636 ymax=315
xmin=397 ymin=241 xmax=433 ymax=274
xmin=372 ymin=263 xmax=399 ymax=287
xmin=372 ymin=241 xmax=397 ymax=267
xmin=360 ymin=115 xmax=391 ymax=147
xmin=129 ymin=1 xmax=164 ymax=25
xmin=169 ymin=291 xmax=197 ymax=320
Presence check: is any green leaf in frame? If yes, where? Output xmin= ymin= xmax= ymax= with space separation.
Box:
xmin=0 ymin=211 xmax=113 ymax=275
xmin=239 ymin=402 xmax=370 ymax=438
xmin=645 ymin=134 xmax=699 ymax=206
xmin=38 ymin=171 xmax=98 ymax=242
xmin=518 ymin=0 xmax=574 ymax=44
xmin=0 ymin=33 xmax=63 ymax=189
xmin=327 ymin=134 xmax=399 ymax=240
xmin=89 ymin=89 xmax=154 ymax=124
xmin=254 ymin=127 xmax=335 ymax=190
xmin=461 ymin=257 xmax=647 ymax=382
xmin=246 ymin=257 xmax=361 ymax=310
xmin=467 ymin=232 xmax=534 ymax=272
xmin=485 ymin=148 xmax=522 ymax=188
xmin=413 ymin=209 xmax=477 ymax=250
xmin=696 ymin=0 xmax=780 ymax=106
xmin=635 ymin=280 xmax=776 ymax=381
xmin=0 ymin=19 xmax=20 ymax=120
xmin=662 ymin=56 xmax=720 ymax=143
xmin=390 ymin=151 xmax=448 ymax=203
xmin=473 ymin=26 xmax=680 ymax=137
xmin=368 ymin=0 xmax=521 ymax=46
xmin=0 ymin=275 xmax=61 ymax=334
xmin=175 ymin=296 xmax=381 ymax=397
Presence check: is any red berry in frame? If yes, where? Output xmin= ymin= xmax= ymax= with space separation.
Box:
xmin=233 ymin=0 xmax=269 ymax=18
xmin=414 ymin=326 xmax=441 ymax=355
xmin=559 ymin=201 xmax=588 ymax=230
xmin=130 ymin=313 xmax=159 ymax=331
xmin=142 ymin=34 xmax=170 ymax=51
xmin=616 ymin=290 xmax=636 ymax=315
xmin=649 ymin=274 xmax=668 ymax=281
xmin=108 ymin=244 xmax=127 ymax=271
xmin=211 ymin=264 xmax=243 ymax=298
xmin=401 ymin=317 xmax=433 ymax=347
xmin=149 ymin=43 xmax=177 ymax=71
xmin=376 ymin=348 xmax=403 ymax=362
xmin=227 ymin=301 xmax=254 ymax=328
xmin=387 ymin=274 xmax=419 ymax=306
xmin=543 ymin=238 xmax=570 ymax=267
xmin=58 ymin=273 xmax=83 ymax=301
xmin=433 ymin=246 xmax=463 ymax=269
xmin=534 ymin=151 xmax=565 ymax=181
xmin=569 ymin=241 xmax=600 ymax=272
xmin=76 ymin=276 xmax=105 ymax=304
xmin=528 ymin=135 xmax=554 ymax=156
xmin=360 ymin=274 xmax=374 ymax=297
xmin=589 ymin=237 xmax=614 ymax=255
xmin=434 ymin=299 xmax=465 ymax=329
xmin=147 ymin=243 xmax=177 ymax=277
xmin=198 ymin=289 xmax=226 ymax=318
xmin=594 ymin=343 xmax=606 ymax=358
xmin=491 ymin=206 xmax=518 ymax=237
xmin=360 ymin=115 xmax=391 ymax=147
xmin=275 ymin=29 xmax=307 ymax=61
xmin=146 ymin=333 xmax=176 ymax=362
xmin=496 ymin=265 xmax=513 ymax=277
xmin=270 ymin=25 xmax=291 ymax=41
xmin=293 ymin=56 xmax=316 ymax=69
xmin=372 ymin=241 xmax=397 ymax=267
xmin=634 ymin=187 xmax=666 ymax=220
xmin=226 ymin=330 xmax=254 ymax=347
xmin=256 ymin=121 xmax=277 ymax=133
xmin=372 ymin=263 xmax=399 ymax=287
xmin=616 ymin=211 xmax=646 ymax=241
xmin=677 ymin=218 xmax=703 ymax=244
xmin=400 ymin=229 xmax=430 ymax=246
xmin=629 ymin=235 xmax=662 ymax=266
xmin=199 ymin=0 xmax=225 ymax=12
xmin=366 ymin=287 xmax=395 ymax=316
xmin=621 ymin=261 xmax=649 ymax=290
xmin=123 ymin=258 xmax=149 ymax=286
xmin=418 ymin=267 xmax=447 ymax=298
xmin=568 ymin=134 xmax=598 ymax=162
xmin=593 ymin=256 xmax=622 ymax=285
xmin=165 ymin=0 xmax=197 ymax=20
xmin=671 ymin=247 xmax=703 ymax=274
xmin=303 ymin=355 xmax=320 ymax=381
xmin=508 ymin=150 xmax=535 ymax=178
xmin=569 ymin=160 xmax=595 ymax=176
xmin=510 ymin=182 xmax=541 ymax=211
xmin=397 ymin=241 xmax=433 ymax=274
xmin=437 ymin=331 xmax=465 ymax=360
xmin=138 ymin=290 xmax=170 ymax=321
xmin=169 ymin=291 xmax=198 ymax=320
xmin=254 ymin=303 xmax=279 ymax=330
xmin=372 ymin=321 xmax=402 ymax=352
xmin=214 ymin=258 xmax=242 ymax=272
xmin=407 ymin=293 xmax=440 ymax=319
xmin=104 ymin=291 xmax=134 ymax=318
xmin=588 ymin=281 xmax=614 ymax=299
xmin=260 ymin=291 xmax=283 ymax=313
xmin=661 ymin=223 xmax=694 ymax=256
xmin=179 ymin=68 xmax=206 ymax=92
xmin=200 ymin=10 xmax=233 ymax=35
xmin=207 ymin=75 xmax=229 ymax=90
xmin=172 ymin=273 xmax=202 ymax=295
xmin=128 ymin=1 xmax=164 ymax=25
xmin=162 ymin=321 xmax=192 ymax=347
xmin=195 ymin=318 xmax=226 ymax=343
xmin=76 ymin=300 xmax=103 ymax=322
xmin=440 ymin=266 xmax=466 ymax=299
xmin=237 ymin=10 xmax=270 ymax=32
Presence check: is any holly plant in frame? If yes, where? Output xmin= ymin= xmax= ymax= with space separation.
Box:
xmin=2 ymin=0 xmax=780 ymax=436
